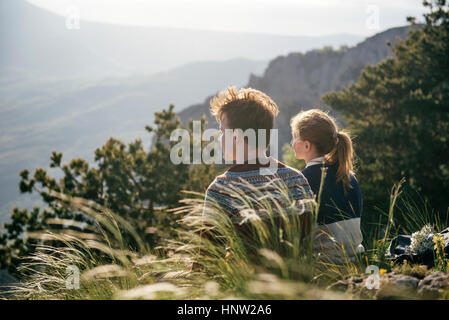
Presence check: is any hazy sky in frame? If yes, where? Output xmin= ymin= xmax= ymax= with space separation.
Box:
xmin=28 ymin=0 xmax=426 ymax=36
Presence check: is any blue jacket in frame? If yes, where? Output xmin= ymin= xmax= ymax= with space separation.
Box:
xmin=301 ymin=162 xmax=362 ymax=224
xmin=302 ymin=162 xmax=364 ymax=263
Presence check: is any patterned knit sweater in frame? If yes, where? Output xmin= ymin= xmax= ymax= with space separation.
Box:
xmin=204 ymin=158 xmax=314 ymax=223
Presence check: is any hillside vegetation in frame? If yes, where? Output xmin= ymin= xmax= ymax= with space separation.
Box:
xmin=1 ymin=0 xmax=448 ymax=300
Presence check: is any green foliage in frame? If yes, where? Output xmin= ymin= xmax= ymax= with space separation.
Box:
xmin=392 ymin=260 xmax=432 ymax=279
xmin=4 ymin=178 xmax=355 ymax=300
xmin=433 ymin=234 xmax=449 ymax=272
xmin=1 ymin=149 xmax=446 ymax=300
xmin=0 ymin=105 xmax=218 ymax=277
xmin=2 ymin=0 xmax=449 ymax=300
xmin=322 ymin=1 xmax=449 ymax=232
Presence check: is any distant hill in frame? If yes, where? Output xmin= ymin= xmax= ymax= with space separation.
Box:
xmin=0 ymin=0 xmax=363 ymax=79
xmin=0 ymin=58 xmax=268 ymax=226
xmin=0 ymin=1 xmax=368 ymax=227
xmin=178 ymin=25 xmax=423 ymax=148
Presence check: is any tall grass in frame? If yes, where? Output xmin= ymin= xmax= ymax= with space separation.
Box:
xmin=2 ymin=177 xmax=446 ymax=300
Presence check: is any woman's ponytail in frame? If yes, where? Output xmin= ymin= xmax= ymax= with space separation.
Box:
xmin=327 ymin=130 xmax=354 ymax=190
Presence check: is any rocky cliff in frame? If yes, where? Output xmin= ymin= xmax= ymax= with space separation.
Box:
xmin=178 ymin=25 xmax=422 ymax=148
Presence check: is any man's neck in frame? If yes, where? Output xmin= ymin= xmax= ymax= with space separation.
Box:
xmin=235 ymin=149 xmax=270 ymax=164
xmin=228 ymin=156 xmax=284 ymax=172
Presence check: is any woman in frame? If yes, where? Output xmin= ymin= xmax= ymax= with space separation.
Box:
xmin=290 ymin=109 xmax=364 ymax=263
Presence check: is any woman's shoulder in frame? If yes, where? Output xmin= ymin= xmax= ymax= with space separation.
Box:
xmin=301 ymin=164 xmax=328 ymax=191
xmin=349 ymin=172 xmax=360 ymax=187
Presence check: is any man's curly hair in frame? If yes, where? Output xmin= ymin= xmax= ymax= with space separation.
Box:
xmin=210 ymin=86 xmax=279 ymax=147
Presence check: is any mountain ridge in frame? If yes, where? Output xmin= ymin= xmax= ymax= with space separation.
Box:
xmin=1 ymin=0 xmax=363 ymax=78
xmin=178 ymin=24 xmax=422 ymax=147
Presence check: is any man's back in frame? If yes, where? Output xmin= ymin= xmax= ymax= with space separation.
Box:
xmin=204 ymin=158 xmax=314 ymax=224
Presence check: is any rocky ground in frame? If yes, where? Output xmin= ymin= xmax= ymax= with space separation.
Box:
xmin=328 ymin=271 xmax=449 ymax=300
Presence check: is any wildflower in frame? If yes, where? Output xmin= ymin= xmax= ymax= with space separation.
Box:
xmin=379 ymin=268 xmax=387 ymax=275
xmin=432 ymin=235 xmax=444 ymax=252
xmin=410 ymin=224 xmax=435 ymax=255
xmin=432 ymin=234 xmax=447 ymax=272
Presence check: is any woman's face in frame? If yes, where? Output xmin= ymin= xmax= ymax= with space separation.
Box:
xmin=291 ymin=134 xmax=309 ymax=160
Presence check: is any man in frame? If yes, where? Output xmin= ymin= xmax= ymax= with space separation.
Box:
xmin=198 ymin=87 xmax=314 ymax=261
